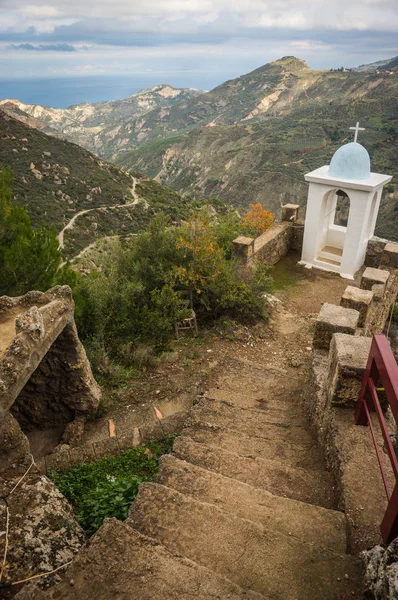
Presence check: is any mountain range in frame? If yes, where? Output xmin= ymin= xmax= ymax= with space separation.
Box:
xmin=1 ymin=55 xmax=397 ymax=242
xmin=0 ymin=84 xmax=202 ymax=157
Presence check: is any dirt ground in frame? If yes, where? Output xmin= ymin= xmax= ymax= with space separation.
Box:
xmin=76 ymin=253 xmax=356 ymax=451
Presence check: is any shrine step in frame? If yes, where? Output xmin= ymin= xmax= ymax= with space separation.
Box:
xmin=157 ymin=454 xmax=347 ymax=553
xmin=127 ymin=483 xmax=361 ymax=600
xmin=193 ymin=397 xmax=314 ymax=444
xmin=173 ymin=435 xmax=337 ymax=509
xmin=18 ymin=519 xmax=265 ymax=600
xmin=320 ymin=245 xmax=343 ymax=258
xmin=316 ymin=246 xmax=343 ymax=266
xmin=180 ymin=420 xmax=322 ymax=471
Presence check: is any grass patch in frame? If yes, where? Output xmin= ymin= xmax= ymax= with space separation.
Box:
xmin=271 ymin=255 xmax=302 ymax=291
xmin=48 ymin=436 xmax=176 ymax=536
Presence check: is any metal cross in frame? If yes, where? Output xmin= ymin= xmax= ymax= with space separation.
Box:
xmin=349 ymin=121 xmax=365 ymax=143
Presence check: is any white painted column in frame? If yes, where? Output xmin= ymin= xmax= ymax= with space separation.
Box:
xmin=301 ymin=182 xmax=331 ymax=264
xmin=340 ymin=189 xmax=372 ymax=278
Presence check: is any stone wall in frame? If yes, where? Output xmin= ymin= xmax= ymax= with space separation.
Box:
xmin=232 ymin=203 xmax=303 ymax=266
xmin=252 ymin=222 xmax=293 ymax=266
xmin=303 ymin=241 xmax=398 ymax=598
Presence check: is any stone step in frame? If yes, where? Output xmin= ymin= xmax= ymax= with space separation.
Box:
xmin=195 ymin=397 xmax=310 ymax=433
xmin=181 ymin=421 xmax=322 ymax=470
xmin=18 ymin=519 xmax=265 ymax=600
xmin=158 ymin=454 xmax=347 ymax=553
xmin=173 ymin=435 xmax=337 ymax=509
xmin=192 ymin=396 xmax=318 ymax=446
xmin=316 ymin=255 xmax=341 ymax=267
xmin=207 ymin=356 xmax=306 ymax=412
xmin=128 ymin=483 xmax=361 ymax=600
xmin=206 ymin=388 xmax=308 ymax=422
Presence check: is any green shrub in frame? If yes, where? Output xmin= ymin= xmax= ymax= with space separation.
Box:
xmin=49 ymin=436 xmax=175 ymax=535
xmin=74 ymin=211 xmax=273 ymax=370
xmin=0 ymin=166 xmax=77 ymax=296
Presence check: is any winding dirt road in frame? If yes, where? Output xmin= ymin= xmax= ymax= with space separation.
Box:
xmin=57 ymin=176 xmax=140 ymax=249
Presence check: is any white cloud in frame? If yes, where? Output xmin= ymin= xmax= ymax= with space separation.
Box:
xmin=0 ymin=0 xmax=395 ymax=31
xmin=19 ymin=4 xmax=62 ymax=19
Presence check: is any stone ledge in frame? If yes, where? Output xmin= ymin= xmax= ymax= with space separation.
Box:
xmin=327 ymin=333 xmax=372 ymax=408
xmin=340 ymin=286 xmax=374 ymax=327
xmin=313 ymin=303 xmax=359 ymax=350
xmin=360 ymin=267 xmax=390 ymax=291
xmin=380 ymin=241 xmax=398 ymax=270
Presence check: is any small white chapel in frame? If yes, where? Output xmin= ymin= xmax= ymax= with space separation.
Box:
xmin=300 ymin=123 xmax=392 ymax=279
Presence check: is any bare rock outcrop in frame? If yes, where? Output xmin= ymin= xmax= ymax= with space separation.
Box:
xmin=0 ymin=286 xmax=100 ymax=456
xmin=363 ymin=541 xmax=398 ymax=599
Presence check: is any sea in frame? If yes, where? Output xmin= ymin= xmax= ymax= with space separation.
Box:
xmin=0 ymin=73 xmax=222 ymax=108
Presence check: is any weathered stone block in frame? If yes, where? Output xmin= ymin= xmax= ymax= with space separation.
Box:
xmin=360 ymin=267 xmax=390 ymax=292
xmin=365 ymin=236 xmax=388 ymax=268
xmin=327 ymin=333 xmax=372 ymax=408
xmin=313 ymin=303 xmax=359 ymax=350
xmin=381 ymin=241 xmax=398 ymax=269
xmin=232 ymin=236 xmax=254 ymax=261
xmin=93 ymin=437 xmax=120 ymax=459
xmin=139 ymin=420 xmax=164 ymax=443
xmin=68 ymin=444 xmax=96 ymax=467
xmin=371 ymin=283 xmax=385 ymax=302
xmin=282 ymin=203 xmax=300 ymax=222
xmin=340 ymin=286 xmax=374 ymax=327
xmin=160 ymin=412 xmax=188 ymax=436
xmin=117 ymin=427 xmax=142 ymax=451
xmin=62 ymin=418 xmax=85 ymax=446
xmin=45 ymin=445 xmax=71 ymax=472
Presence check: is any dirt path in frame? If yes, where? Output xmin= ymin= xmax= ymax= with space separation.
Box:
xmin=57 ymin=176 xmax=141 ymax=250
xmin=33 ymin=254 xmax=363 ymax=599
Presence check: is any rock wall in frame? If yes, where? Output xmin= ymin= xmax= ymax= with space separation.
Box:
xmin=363 ymin=540 xmax=398 ymax=599
xmin=252 ymin=222 xmax=293 ymax=266
xmin=231 ymin=204 xmax=303 ymax=266
xmin=12 ymin=322 xmax=101 ymax=431
xmin=0 ymin=287 xmax=100 ymax=593
xmin=0 ymin=286 xmax=100 ymax=456
xmin=303 ymin=243 xmax=398 ymax=597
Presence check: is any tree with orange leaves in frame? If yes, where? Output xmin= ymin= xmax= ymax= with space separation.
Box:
xmin=241 ymin=203 xmax=275 ymax=238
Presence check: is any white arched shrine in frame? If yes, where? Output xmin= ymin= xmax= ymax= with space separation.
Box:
xmin=300 ymin=123 xmax=392 ymax=279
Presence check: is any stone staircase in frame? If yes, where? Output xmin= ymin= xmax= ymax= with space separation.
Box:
xmin=21 ymin=355 xmax=362 ymax=600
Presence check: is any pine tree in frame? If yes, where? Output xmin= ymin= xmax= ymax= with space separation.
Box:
xmin=0 ymin=166 xmax=62 ymax=296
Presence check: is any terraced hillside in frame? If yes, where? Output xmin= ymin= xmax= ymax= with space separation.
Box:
xmin=0 ymin=110 xmax=192 ymax=259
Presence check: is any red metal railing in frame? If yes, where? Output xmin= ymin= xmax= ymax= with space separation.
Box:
xmin=355 ymin=334 xmax=398 ymax=544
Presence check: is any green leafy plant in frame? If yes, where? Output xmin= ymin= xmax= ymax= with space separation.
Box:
xmin=49 ymin=436 xmax=175 ymax=535
xmin=0 ymin=166 xmax=76 ymax=296
xmin=74 ymin=211 xmax=273 ymax=372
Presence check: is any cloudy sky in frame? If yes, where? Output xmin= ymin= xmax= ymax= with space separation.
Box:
xmin=1 ymin=0 xmax=398 ymax=105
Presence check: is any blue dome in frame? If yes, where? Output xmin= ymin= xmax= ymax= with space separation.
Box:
xmin=328 ymin=142 xmax=371 ymax=180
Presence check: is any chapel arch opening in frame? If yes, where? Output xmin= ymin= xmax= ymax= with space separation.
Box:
xmin=333 ymin=190 xmax=350 ymax=227
xmin=317 ymin=188 xmax=351 ymax=267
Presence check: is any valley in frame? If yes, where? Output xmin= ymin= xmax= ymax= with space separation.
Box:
xmin=0 ymin=110 xmax=194 ymax=260
xmin=2 ymin=56 xmax=397 ymax=242
xmin=1 ymin=54 xmax=397 ymax=256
